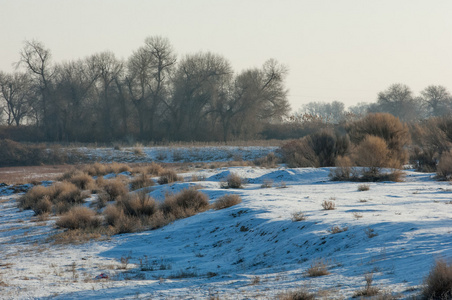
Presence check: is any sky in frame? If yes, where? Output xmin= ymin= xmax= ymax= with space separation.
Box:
xmin=1 ymin=0 xmax=452 ymax=112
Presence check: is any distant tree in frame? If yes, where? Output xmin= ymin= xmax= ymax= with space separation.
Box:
xmin=376 ymin=84 xmax=422 ymax=122
xmin=169 ymin=52 xmax=233 ymax=140
xmin=219 ymin=59 xmax=290 ymax=141
xmin=18 ymin=40 xmax=55 ymax=137
xmin=420 ymin=85 xmax=452 ymax=117
xmin=126 ymin=36 xmax=176 ymax=139
xmin=299 ymin=101 xmax=345 ymax=124
xmin=0 ymin=71 xmax=35 ymax=126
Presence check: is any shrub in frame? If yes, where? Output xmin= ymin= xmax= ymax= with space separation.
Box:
xmin=56 ymin=206 xmax=101 ymax=230
xmin=130 ymin=173 xmax=155 ymax=190
xmin=19 ymin=185 xmax=50 ymax=210
xmin=327 ymin=225 xmax=348 ymax=234
xmin=422 ymin=259 xmax=452 ymax=299
xmin=437 ymin=151 xmax=452 ymax=181
xmin=279 ymin=138 xmax=319 ymax=168
xmin=291 ymin=211 xmax=307 ymax=222
xmin=306 ymin=259 xmax=329 ymax=277
xmin=347 ymin=113 xmax=410 ymax=167
xmin=158 ymin=169 xmax=182 ymax=185
xmin=330 ymin=155 xmax=355 ymax=181
xmin=102 ymin=178 xmax=129 ymax=201
xmin=117 ymin=193 xmax=157 ymax=217
xmin=353 ymin=273 xmax=379 ymax=298
xmin=104 ymin=205 xmax=122 ymax=226
xmin=221 ymin=173 xmax=243 ymax=189
xmin=32 ymin=196 xmax=52 ymax=215
xmin=213 ymin=194 xmax=242 ymax=210
xmin=107 ymin=162 xmax=131 ymax=174
xmin=84 ymin=163 xmax=107 ymax=176
xmin=358 ymin=184 xmax=370 ymax=191
xmin=53 ymin=181 xmax=86 ymax=207
xmin=353 ymin=135 xmax=397 ymax=176
xmin=68 ymin=171 xmax=96 ymax=190
xmin=321 ymin=200 xmax=335 ymax=210
xmin=160 ymin=189 xmax=209 ymax=219
xmin=278 ymin=288 xmax=316 ymax=300
xmin=254 ymin=152 xmax=279 ymax=168
xmin=146 ymin=162 xmax=164 ymax=175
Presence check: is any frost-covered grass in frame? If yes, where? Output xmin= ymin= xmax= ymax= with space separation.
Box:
xmin=0 ymin=165 xmax=451 ymax=299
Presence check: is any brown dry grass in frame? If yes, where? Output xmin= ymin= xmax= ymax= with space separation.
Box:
xmin=321 ymin=200 xmax=335 ymax=210
xmin=221 ymin=173 xmax=243 ymax=189
xmin=56 ymin=206 xmax=101 ymax=230
xmin=158 ymin=169 xmax=183 ymax=185
xmin=130 ymin=173 xmax=155 ymax=191
xmin=422 ymin=259 xmax=452 ymax=299
xmin=160 ymin=188 xmax=209 ymax=219
xmin=213 ymin=194 xmax=242 ymax=210
xmin=0 ymin=165 xmax=75 ymax=185
xmin=278 ymin=288 xmax=316 ymax=300
xmin=306 ymin=259 xmax=330 ymax=277
xmin=100 ymin=177 xmax=129 ymax=201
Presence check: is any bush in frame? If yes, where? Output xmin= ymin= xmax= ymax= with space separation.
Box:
xmin=254 ymin=152 xmax=279 ymax=168
xmin=347 ymin=113 xmax=410 ymax=167
xmin=160 ymin=189 xmax=209 ymax=219
xmin=102 ymin=178 xmax=129 ymax=201
xmin=321 ymin=200 xmax=335 ymax=210
xmin=306 ymin=259 xmax=330 ymax=277
xmin=130 ymin=173 xmax=155 ymax=190
xmin=146 ymin=162 xmax=164 ymax=175
xmin=278 ymin=288 xmax=316 ymax=300
xmin=117 ymin=193 xmax=157 ymax=217
xmin=68 ymin=171 xmax=96 ymax=190
xmin=437 ymin=151 xmax=452 ymax=181
xmin=213 ymin=194 xmax=242 ymax=210
xmin=422 ymin=259 xmax=452 ymax=299
xmin=353 ymin=273 xmax=380 ymax=298
xmin=221 ymin=173 xmax=243 ymax=189
xmin=32 ymin=196 xmax=52 ymax=215
xmin=0 ymin=139 xmax=51 ymax=167
xmin=330 ymin=156 xmax=355 ymax=181
xmin=358 ymin=184 xmax=370 ymax=191
xmin=353 ymin=135 xmax=396 ymax=176
xmin=291 ymin=211 xmax=307 ymax=222
xmin=279 ymin=138 xmax=319 ymax=168
xmin=19 ymin=182 xmax=86 ymax=214
xmin=158 ymin=169 xmax=182 ymax=185
xmin=56 ymin=206 xmax=101 ymax=230
xmin=279 ymin=130 xmax=350 ymax=168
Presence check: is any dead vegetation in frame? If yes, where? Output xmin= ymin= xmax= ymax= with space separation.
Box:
xmin=213 ymin=194 xmax=242 ymax=210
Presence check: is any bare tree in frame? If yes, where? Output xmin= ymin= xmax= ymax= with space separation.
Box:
xmin=420 ymin=85 xmax=452 ymax=117
xmin=376 ymin=83 xmax=421 ymax=121
xmin=219 ymin=59 xmax=290 ymax=141
xmin=18 ymin=40 xmax=55 ymax=136
xmin=126 ymin=36 xmax=176 ymax=139
xmin=0 ymin=72 xmax=35 ymax=126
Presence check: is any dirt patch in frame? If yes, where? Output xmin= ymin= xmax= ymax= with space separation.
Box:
xmin=0 ymin=165 xmax=76 ymax=185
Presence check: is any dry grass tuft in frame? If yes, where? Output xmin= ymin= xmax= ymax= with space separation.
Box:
xmin=291 ymin=211 xmax=307 ymax=222
xmin=56 ymin=206 xmax=101 ymax=230
xmin=422 ymin=259 xmax=452 ymax=299
xmin=213 ymin=194 xmax=242 ymax=210
xmin=158 ymin=169 xmax=182 ymax=185
xmin=160 ymin=188 xmax=209 ymax=219
xmin=306 ymin=259 xmax=330 ymax=277
xmin=353 ymin=273 xmax=379 ymax=298
xmin=146 ymin=162 xmax=164 ymax=175
xmin=437 ymin=151 xmax=452 ymax=181
xmin=221 ymin=173 xmax=243 ymax=189
xmin=327 ymin=225 xmax=348 ymax=234
xmin=68 ymin=171 xmax=96 ymax=190
xmin=130 ymin=173 xmax=155 ymax=191
xmin=101 ymin=178 xmax=129 ymax=201
xmin=358 ymin=184 xmax=370 ymax=191
xmin=321 ymin=200 xmax=335 ymax=210
xmin=278 ymin=287 xmax=316 ymax=300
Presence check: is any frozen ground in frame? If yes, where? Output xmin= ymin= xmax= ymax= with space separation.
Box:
xmin=71 ymin=146 xmax=278 ymax=163
xmin=0 ymin=166 xmax=451 ymax=299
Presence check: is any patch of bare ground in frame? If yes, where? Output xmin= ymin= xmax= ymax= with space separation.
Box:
xmin=0 ymin=165 xmax=76 ymax=185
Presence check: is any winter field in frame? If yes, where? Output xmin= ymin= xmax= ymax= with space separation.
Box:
xmin=0 ymin=146 xmax=451 ymax=299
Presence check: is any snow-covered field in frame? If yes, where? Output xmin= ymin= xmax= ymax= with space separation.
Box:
xmin=1 ymin=164 xmax=451 ymax=299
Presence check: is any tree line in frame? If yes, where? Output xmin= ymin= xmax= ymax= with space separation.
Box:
xmin=0 ymin=37 xmax=289 ymax=142
xmin=1 ymin=37 xmax=451 ymax=143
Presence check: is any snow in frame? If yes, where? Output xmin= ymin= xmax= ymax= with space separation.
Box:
xmin=1 ymin=164 xmax=451 ymax=299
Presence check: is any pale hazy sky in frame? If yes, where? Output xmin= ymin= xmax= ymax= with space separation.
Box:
xmin=1 ymin=0 xmax=452 ymax=111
